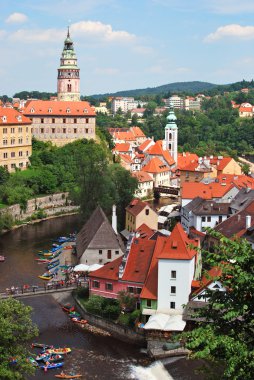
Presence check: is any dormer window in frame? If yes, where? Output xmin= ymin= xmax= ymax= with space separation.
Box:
xmin=48 ymin=108 xmax=52 ymax=113
xmin=2 ymin=116 xmax=7 ymax=123
xmin=66 ymin=108 xmax=71 ymax=113
xmin=16 ymin=116 xmax=22 ymax=122
xmin=84 ymin=108 xmax=88 ymax=113
xmin=30 ymin=108 xmax=34 ymax=113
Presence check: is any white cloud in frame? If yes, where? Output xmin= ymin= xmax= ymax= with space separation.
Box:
xmin=9 ymin=28 xmax=65 ymax=43
xmin=0 ymin=30 xmax=7 ymax=39
xmin=175 ymin=67 xmax=190 ymax=73
xmin=5 ymin=13 xmax=28 ymax=24
xmin=204 ymin=24 xmax=254 ymax=42
xmin=70 ymin=21 xmax=136 ymax=43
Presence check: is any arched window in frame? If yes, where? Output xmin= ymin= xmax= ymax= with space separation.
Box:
xmin=67 ymin=84 xmax=72 ymax=92
xmin=169 ymin=132 xmax=172 ymax=139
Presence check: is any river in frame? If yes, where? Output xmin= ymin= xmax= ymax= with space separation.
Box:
xmin=0 ymin=214 xmax=206 ymax=380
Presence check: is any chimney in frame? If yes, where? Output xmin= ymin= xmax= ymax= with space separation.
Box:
xmin=246 ymin=215 xmax=251 ymax=229
xmin=112 ymin=204 xmax=117 ymax=234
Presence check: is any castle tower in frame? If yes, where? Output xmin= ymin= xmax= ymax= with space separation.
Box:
xmin=57 ymin=27 xmax=80 ymax=101
xmin=163 ymin=103 xmax=178 ymax=165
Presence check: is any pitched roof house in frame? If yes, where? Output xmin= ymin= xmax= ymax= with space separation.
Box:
xmin=76 ymin=206 xmax=125 ymax=265
xmin=125 ymin=199 xmax=158 ymax=233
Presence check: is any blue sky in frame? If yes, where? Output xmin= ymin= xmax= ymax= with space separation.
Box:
xmin=1 ymin=0 xmax=254 ymax=96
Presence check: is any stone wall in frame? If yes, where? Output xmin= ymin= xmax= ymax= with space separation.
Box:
xmin=0 ymin=192 xmax=79 ymax=221
xmin=75 ymin=297 xmax=146 ymax=346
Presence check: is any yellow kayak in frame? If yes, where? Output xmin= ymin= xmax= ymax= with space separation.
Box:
xmin=46 ymin=347 xmax=71 ymax=355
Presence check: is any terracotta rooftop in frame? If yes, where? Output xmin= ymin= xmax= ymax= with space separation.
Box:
xmin=177 ymin=153 xmax=199 ymax=170
xmin=147 ymin=140 xmax=175 ymax=166
xmin=24 ymin=100 xmax=95 ymax=116
xmin=88 ymin=256 xmax=123 ymax=281
xmin=142 ymin=157 xmax=170 ymax=174
xmin=125 ymin=199 xmax=151 ymax=217
xmin=182 ymin=182 xmax=235 ymax=200
xmin=113 ymin=143 xmax=131 ymax=152
xmin=132 ymin=170 xmax=153 ymax=183
xmin=0 ymin=107 xmax=32 ymax=125
xmin=217 ymin=174 xmax=254 ymax=190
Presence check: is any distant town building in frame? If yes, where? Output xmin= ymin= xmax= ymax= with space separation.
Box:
xmin=165 ymin=95 xmax=184 ymax=109
xmin=0 ymin=107 xmax=32 ymax=172
xmin=111 ymin=97 xmax=147 ymax=114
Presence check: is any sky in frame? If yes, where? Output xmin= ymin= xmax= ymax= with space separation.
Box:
xmin=1 ymin=0 xmax=254 ymax=96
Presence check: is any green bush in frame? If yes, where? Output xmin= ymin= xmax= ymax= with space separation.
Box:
xmin=118 ymin=313 xmax=130 ymax=326
xmin=76 ymin=286 xmax=89 ymax=299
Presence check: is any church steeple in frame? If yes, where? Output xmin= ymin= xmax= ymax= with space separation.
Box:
xmin=57 ymin=27 xmax=80 ymax=101
xmin=163 ymin=103 xmax=178 ymax=165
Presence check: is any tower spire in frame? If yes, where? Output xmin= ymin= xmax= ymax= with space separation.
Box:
xmin=163 ymin=102 xmax=178 ymax=165
xmin=67 ymin=26 xmax=70 ymax=38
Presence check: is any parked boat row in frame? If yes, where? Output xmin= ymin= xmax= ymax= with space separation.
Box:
xmin=61 ymin=303 xmax=88 ymax=327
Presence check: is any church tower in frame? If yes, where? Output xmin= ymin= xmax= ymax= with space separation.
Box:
xmin=57 ymin=27 xmax=80 ymax=101
xmin=163 ymin=104 xmax=178 ymax=166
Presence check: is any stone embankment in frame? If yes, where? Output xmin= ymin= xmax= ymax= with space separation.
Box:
xmin=0 ymin=192 xmax=79 ymax=222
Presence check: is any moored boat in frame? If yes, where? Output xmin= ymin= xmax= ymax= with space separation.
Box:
xmin=38 ymin=273 xmax=53 ymax=280
xmin=32 ymin=343 xmax=53 ymax=349
xmin=47 ymin=259 xmax=60 ymax=270
xmin=40 ymin=362 xmax=64 ymax=370
xmin=72 ymin=318 xmax=88 ymax=325
xmin=55 ymin=373 xmax=82 ymax=379
xmin=45 ymin=347 xmax=71 ymax=355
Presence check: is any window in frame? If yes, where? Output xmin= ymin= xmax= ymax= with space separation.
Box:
xmin=3 ymin=128 xmax=7 ymax=134
xmin=145 ymin=209 xmax=149 ymax=216
xmin=74 ymin=128 xmax=77 ymax=134
xmin=136 ymin=287 xmax=142 ymax=294
xmin=11 ymin=152 xmax=15 ymax=158
xmin=201 ymin=216 xmax=206 ymax=222
xmin=18 ymin=127 xmax=22 ymax=133
xmin=40 ymin=128 xmax=44 ymax=134
xmin=4 ymin=165 xmax=8 ymax=170
xmin=105 ymin=283 xmax=113 ymax=291
xmin=52 ymin=128 xmax=55 ymax=133
xmin=92 ymin=280 xmax=100 ymax=288
xmin=170 ymin=302 xmax=175 ymax=309
xmin=74 ymin=118 xmax=77 ymax=124
xmin=11 ymin=138 xmax=15 ymax=145
xmin=19 ymin=151 xmax=23 ymax=157
xmin=26 ymin=151 xmax=29 ymax=156
xmin=63 ymin=128 xmax=66 ymax=134
xmin=219 ymin=215 xmax=223 ymax=223
xmin=115 ymin=250 xmax=119 ymax=255
xmin=86 ymin=118 xmax=89 ymax=123
xmin=3 ymin=139 xmax=7 ymax=145
xmin=11 ymin=128 xmax=15 ymax=133
xmin=171 ymin=270 xmax=176 ymax=279
xmin=99 ymin=250 xmax=102 ymax=255
xmin=127 ymin=286 xmax=134 ymax=293
xmin=67 ymin=84 xmax=72 ymax=92
xmin=63 ymin=118 xmax=66 ymax=124
xmin=26 ymin=127 xmax=28 ymax=133
xmin=107 ymin=250 xmax=111 ymax=259
xmin=171 ymin=286 xmax=176 ymax=294
xmin=85 ymin=128 xmax=88 ymax=134
xmin=207 ymin=216 xmax=211 ymax=222
xmin=11 ymin=163 xmax=16 ymax=169
xmin=3 ymin=152 xmax=7 ymax=158
xmin=52 ymin=118 xmax=55 ymax=124
xmin=18 ymin=138 xmax=23 ymax=144
xmin=41 ymin=119 xmax=44 ymax=123
xmin=19 ymin=162 xmax=23 ymax=168
xmin=147 ymin=299 xmax=152 ymax=307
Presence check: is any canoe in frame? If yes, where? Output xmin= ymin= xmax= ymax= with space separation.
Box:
xmin=36 ymin=354 xmax=63 ymax=362
xmin=38 ymin=274 xmax=52 ymax=281
xmin=62 ymin=305 xmax=75 ymax=313
xmin=40 ymin=362 xmax=64 ymax=370
xmin=47 ymin=259 xmax=60 ymax=270
xmin=27 ymin=357 xmax=39 ymax=367
xmin=72 ymin=318 xmax=88 ymax=325
xmin=35 ymin=258 xmax=51 ymax=263
xmin=55 ymin=373 xmax=82 ymax=379
xmin=32 ymin=343 xmax=53 ymax=349
xmin=46 ymin=348 xmax=71 ymax=355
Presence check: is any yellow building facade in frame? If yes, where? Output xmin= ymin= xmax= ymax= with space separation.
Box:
xmin=0 ymin=107 xmax=32 ymax=172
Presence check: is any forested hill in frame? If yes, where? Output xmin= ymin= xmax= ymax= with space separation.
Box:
xmin=91 ymin=81 xmax=217 ymax=98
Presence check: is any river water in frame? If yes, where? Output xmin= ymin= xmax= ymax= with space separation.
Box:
xmin=0 ymin=214 xmax=206 ymax=380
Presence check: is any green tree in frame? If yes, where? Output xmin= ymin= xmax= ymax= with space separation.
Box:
xmin=182 ymin=231 xmax=254 ymax=379
xmin=0 ymin=298 xmax=38 ymax=379
xmin=0 ymin=167 xmax=10 ymax=185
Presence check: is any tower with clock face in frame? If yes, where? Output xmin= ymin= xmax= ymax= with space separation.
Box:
xmin=57 ymin=27 xmax=80 ymax=101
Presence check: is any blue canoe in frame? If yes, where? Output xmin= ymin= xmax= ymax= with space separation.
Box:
xmin=40 ymin=362 xmax=64 ymax=370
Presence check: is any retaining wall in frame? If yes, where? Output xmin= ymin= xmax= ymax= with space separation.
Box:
xmin=0 ymin=192 xmax=79 ymax=221
xmin=74 ymin=296 xmax=146 ymax=346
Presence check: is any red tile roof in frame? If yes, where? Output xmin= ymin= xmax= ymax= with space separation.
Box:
xmin=121 ymin=238 xmax=156 ymax=283
xmin=210 ymin=157 xmax=232 ymax=170
xmin=142 ymin=157 xmax=170 ymax=174
xmin=217 ymin=174 xmax=254 ymax=189
xmin=89 ymin=256 xmax=123 ymax=281
xmin=157 ymin=223 xmax=198 ymax=260
xmin=182 ymin=182 xmax=234 ymax=200
xmin=113 ymin=131 xmax=136 ymax=141
xmin=177 ymin=153 xmax=199 ymax=170
xmin=132 ymin=170 xmax=153 ymax=183
xmin=113 ymin=143 xmax=131 ymax=152
xmin=239 ymin=107 xmax=253 ymax=113
xmin=138 ymin=139 xmax=154 ymax=152
xmin=24 ymin=100 xmax=95 ymax=116
xmin=140 ymin=236 xmax=167 ymax=300
xmin=0 ymin=107 xmax=32 ymax=125
xmin=130 ymin=126 xmax=146 ymax=137
xmin=192 ymin=267 xmax=222 ymax=295
xmin=126 ymin=199 xmax=151 ymax=216
xmin=119 ymin=154 xmax=132 ymax=164
xmin=136 ymin=223 xmax=156 ymax=240
xmin=147 ymin=140 xmax=175 ymax=166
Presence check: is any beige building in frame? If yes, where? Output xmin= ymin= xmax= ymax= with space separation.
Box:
xmin=125 ymin=199 xmax=158 ymax=232
xmin=0 ymin=107 xmax=32 ymax=172
xmin=24 ymin=100 xmax=96 ymax=147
